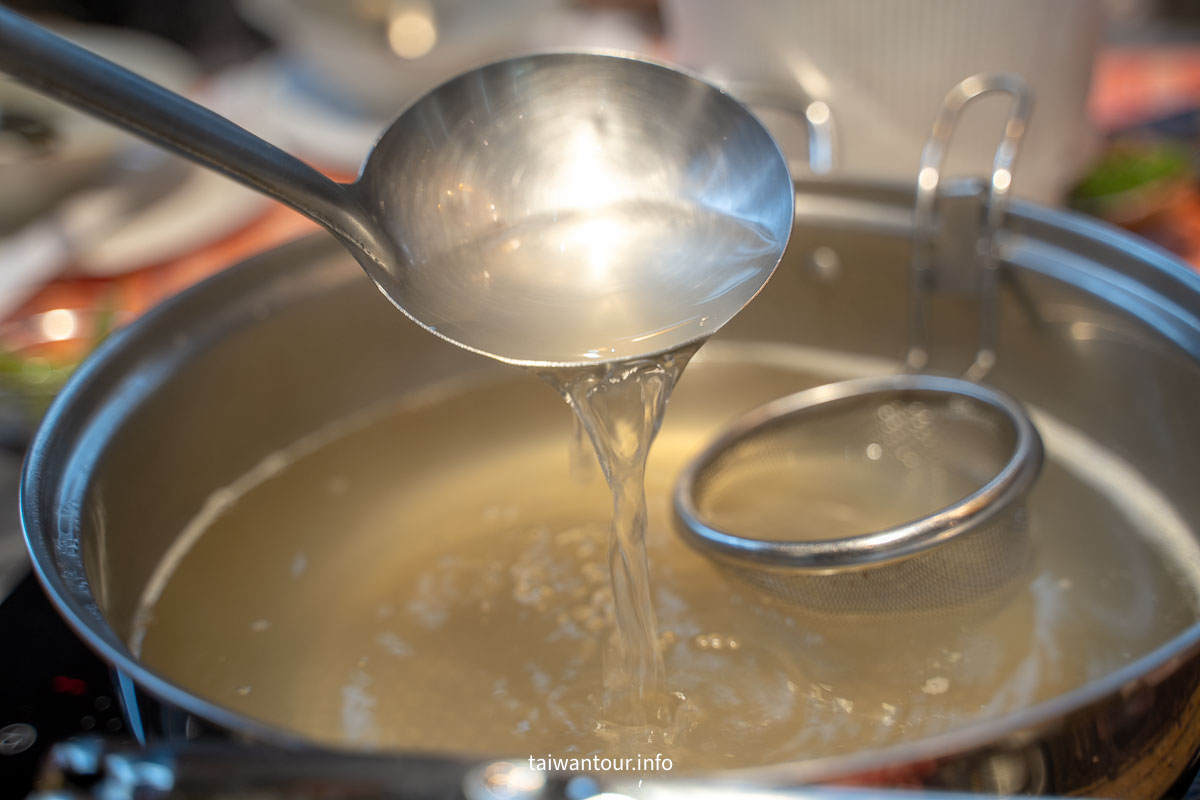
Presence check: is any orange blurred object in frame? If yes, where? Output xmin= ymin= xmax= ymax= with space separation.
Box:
xmin=1090 ymin=47 xmax=1200 ymax=132
xmin=1089 ymin=46 xmax=1200 ymax=271
xmin=6 ymin=201 xmax=318 ymax=326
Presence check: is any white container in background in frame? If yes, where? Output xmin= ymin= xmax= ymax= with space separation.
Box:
xmin=662 ymin=0 xmax=1104 ymax=204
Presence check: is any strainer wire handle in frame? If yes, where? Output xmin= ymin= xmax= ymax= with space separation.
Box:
xmin=907 ymin=74 xmax=1034 ymax=382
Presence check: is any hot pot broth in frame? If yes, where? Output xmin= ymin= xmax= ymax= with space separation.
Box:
xmin=132 ymin=343 xmax=1200 ymax=769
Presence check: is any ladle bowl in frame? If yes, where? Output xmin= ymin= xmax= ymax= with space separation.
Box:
xmin=0 ymin=9 xmax=794 ymax=367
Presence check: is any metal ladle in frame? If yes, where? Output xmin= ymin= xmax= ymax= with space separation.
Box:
xmin=0 ymin=9 xmax=794 ymax=368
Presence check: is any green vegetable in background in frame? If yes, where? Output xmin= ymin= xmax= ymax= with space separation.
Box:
xmin=1071 ymin=142 xmax=1191 ymax=201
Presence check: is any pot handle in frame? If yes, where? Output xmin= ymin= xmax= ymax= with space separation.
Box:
xmin=37 ymin=736 xmax=486 ymax=799
xmin=716 ymin=81 xmax=836 ymax=176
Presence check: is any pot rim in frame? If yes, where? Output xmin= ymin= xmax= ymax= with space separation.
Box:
xmin=20 ymin=180 xmax=1200 ymax=782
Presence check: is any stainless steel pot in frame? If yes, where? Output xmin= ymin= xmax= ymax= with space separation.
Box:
xmin=22 ymin=178 xmax=1200 ymax=797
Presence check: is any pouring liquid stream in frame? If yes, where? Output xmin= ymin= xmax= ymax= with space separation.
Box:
xmin=539 ymin=342 xmax=700 ymax=735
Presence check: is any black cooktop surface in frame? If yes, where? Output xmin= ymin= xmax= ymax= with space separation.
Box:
xmin=0 ymin=571 xmax=131 ymax=799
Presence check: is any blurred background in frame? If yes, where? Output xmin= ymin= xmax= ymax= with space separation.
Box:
xmin=0 ymin=0 xmax=1199 ymax=595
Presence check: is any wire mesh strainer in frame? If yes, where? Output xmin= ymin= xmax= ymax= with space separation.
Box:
xmin=673 ymin=74 xmax=1045 ymax=617
xmin=674 ymin=375 xmax=1042 ymax=616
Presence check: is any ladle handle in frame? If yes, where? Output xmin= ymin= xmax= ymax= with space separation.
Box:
xmin=0 ymin=7 xmax=381 ymax=260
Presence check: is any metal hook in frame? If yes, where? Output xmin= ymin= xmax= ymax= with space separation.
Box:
xmin=720 ymin=81 xmax=836 ymax=175
xmin=907 ymin=73 xmax=1033 ymax=381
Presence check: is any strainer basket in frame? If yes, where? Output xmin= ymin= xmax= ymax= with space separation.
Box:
xmin=673 ymin=74 xmax=1045 ymax=617
xmin=673 ymin=374 xmax=1043 ymax=616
